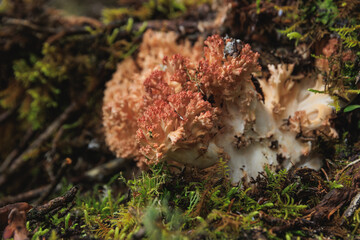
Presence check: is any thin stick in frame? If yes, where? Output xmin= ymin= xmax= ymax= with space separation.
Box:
xmin=0 ymin=185 xmax=50 ymax=207
xmin=0 ymin=102 xmax=78 ymax=187
xmin=0 ymin=108 xmax=15 ymax=123
xmin=83 ymin=158 xmax=126 ymax=182
xmin=335 ymin=158 xmax=360 ymax=181
xmin=0 ymin=128 xmax=34 ymax=174
xmin=35 ymin=159 xmax=71 ymax=205
xmin=3 ymin=17 xmax=57 ymax=33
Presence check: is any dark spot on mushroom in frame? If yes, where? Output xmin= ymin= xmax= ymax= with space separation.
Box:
xmin=269 ymin=140 xmax=278 ymax=149
xmin=223 ymin=36 xmax=243 ymax=58
xmin=277 ymin=154 xmax=286 ymax=165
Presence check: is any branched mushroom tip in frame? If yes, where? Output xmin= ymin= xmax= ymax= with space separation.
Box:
xmin=103 ymin=31 xmax=337 ymax=183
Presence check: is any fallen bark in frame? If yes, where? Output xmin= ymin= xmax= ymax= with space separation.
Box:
xmin=27 ymin=186 xmax=78 ymax=221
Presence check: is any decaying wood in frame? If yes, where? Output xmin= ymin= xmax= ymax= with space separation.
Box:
xmin=306 ymin=162 xmax=360 ymax=223
xmin=27 ymin=186 xmax=78 ymax=221
xmin=306 ymin=188 xmax=357 ymax=222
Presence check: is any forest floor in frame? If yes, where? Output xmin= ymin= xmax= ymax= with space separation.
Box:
xmin=0 ymin=0 xmax=360 ymax=239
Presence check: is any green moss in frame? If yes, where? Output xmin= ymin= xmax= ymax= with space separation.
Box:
xmin=69 ymin=163 xmax=314 ymax=239
xmin=332 ymin=25 xmax=360 ymax=48
xmin=101 ymin=0 xmax=211 ymax=24
xmin=26 ymin=160 xmax=360 ymax=239
xmin=0 ymin=0 xmax=11 ymax=12
xmin=275 ymin=0 xmax=360 ymax=112
xmin=7 ymin=46 xmax=67 ymax=129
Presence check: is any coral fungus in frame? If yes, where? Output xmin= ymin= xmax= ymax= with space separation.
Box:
xmin=137 ymin=91 xmax=219 ymax=166
xmin=102 ymin=30 xmax=203 ymax=164
xmin=103 ymin=32 xmax=337 ymax=183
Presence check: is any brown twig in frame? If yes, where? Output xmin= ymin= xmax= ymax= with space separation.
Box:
xmin=0 ymin=128 xmax=34 ymax=174
xmin=335 ymin=158 xmax=360 ymax=181
xmin=0 ymin=185 xmax=50 ymax=207
xmin=44 ymin=126 xmax=66 ymax=182
xmin=2 ymin=17 xmax=57 ymax=33
xmin=82 ymin=158 xmax=126 ymax=182
xmin=341 ymin=191 xmax=360 ymax=225
xmin=27 ymin=186 xmax=78 ymax=221
xmin=305 ymin=187 xmax=358 ymax=222
xmin=35 ymin=158 xmax=72 ymax=205
xmin=0 ymin=102 xmax=79 ymax=187
xmin=0 ymin=107 xmax=16 ymax=124
xmin=144 ymin=19 xmax=199 ymax=33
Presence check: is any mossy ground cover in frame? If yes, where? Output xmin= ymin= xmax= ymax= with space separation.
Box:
xmin=24 ymin=159 xmax=360 ymax=239
xmin=0 ymin=0 xmax=360 ymax=239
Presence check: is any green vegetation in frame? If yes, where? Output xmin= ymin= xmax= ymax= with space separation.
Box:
xmin=276 ymin=0 xmax=360 ymax=113
xmin=102 ymin=0 xmax=211 ymax=23
xmin=25 ymin=161 xmax=360 ymax=239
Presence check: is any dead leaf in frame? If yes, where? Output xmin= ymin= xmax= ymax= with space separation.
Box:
xmin=0 ymin=202 xmax=32 ymax=230
xmin=3 ymin=208 xmax=29 ymax=240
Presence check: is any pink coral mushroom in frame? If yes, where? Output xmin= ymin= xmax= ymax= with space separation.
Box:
xmin=103 ymin=32 xmax=337 ymax=183
xmin=102 ymin=30 xmax=203 ymax=166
